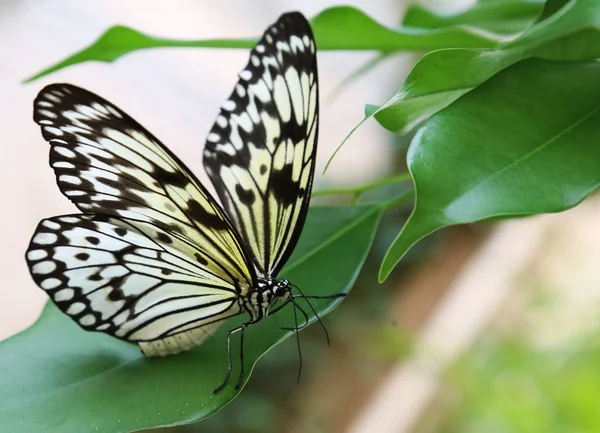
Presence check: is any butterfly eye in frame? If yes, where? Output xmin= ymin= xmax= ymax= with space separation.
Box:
xmin=274 ymin=284 xmax=287 ymax=298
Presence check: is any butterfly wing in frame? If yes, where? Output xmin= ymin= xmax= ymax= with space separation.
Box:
xmin=34 ymin=83 xmax=255 ymax=287
xmin=31 ymin=84 xmax=257 ymax=355
xmin=203 ymin=12 xmax=319 ymax=277
xmin=26 ymin=214 xmax=243 ymax=356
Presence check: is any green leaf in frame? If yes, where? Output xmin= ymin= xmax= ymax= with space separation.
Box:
xmin=402 ymin=0 xmax=544 ymax=34
xmin=379 ymin=59 xmax=600 ymax=281
xmin=24 ymin=6 xmax=505 ymax=83
xmin=370 ymin=47 xmax=527 ymax=135
xmin=0 ymin=204 xmax=383 ymax=433
xmin=372 ymin=0 xmax=600 ymax=135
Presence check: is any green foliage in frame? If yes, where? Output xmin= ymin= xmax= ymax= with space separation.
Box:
xmin=379 ymin=58 xmax=600 ymax=280
xmin=442 ymin=333 xmax=600 ymax=432
xmin=370 ymin=0 xmax=600 ymax=135
xmin=366 ymin=0 xmax=600 ymax=279
xmin=0 ymin=205 xmax=383 ymax=432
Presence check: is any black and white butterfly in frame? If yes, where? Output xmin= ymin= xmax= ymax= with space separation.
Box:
xmin=25 ymin=12 xmax=330 ymax=392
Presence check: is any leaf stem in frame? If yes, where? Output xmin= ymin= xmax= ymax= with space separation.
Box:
xmin=312 ymin=172 xmax=412 ymax=202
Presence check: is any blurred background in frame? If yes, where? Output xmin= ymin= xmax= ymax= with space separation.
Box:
xmin=3 ymin=1 xmax=600 ymax=432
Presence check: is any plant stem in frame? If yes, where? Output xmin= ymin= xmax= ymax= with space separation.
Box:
xmin=312 ymin=172 xmax=412 ymax=200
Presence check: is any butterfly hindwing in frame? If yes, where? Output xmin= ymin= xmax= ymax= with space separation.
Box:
xmin=26 ymin=214 xmax=243 ymax=354
xmin=34 ymin=84 xmax=254 ymax=286
xmin=203 ymin=12 xmax=318 ymax=277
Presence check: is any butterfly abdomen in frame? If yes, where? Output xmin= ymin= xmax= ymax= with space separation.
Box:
xmin=139 ymin=322 xmax=223 ymax=357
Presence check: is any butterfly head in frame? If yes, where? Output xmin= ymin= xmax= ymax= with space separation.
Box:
xmin=271 ymin=279 xmax=292 ymax=300
xmin=261 ymin=278 xmax=292 ymax=306
xmin=247 ymin=278 xmax=292 ymax=321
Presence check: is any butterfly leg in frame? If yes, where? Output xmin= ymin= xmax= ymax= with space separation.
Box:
xmin=280 ymin=301 xmax=310 ymax=332
xmin=235 ymin=324 xmax=248 ymax=390
xmin=213 ymin=321 xmax=250 ymax=394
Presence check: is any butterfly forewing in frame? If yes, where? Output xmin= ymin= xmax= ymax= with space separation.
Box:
xmin=203 ymin=12 xmax=318 ymax=277
xmin=34 ymin=84 xmax=254 ymax=286
xmin=26 ymin=214 xmax=243 ymax=350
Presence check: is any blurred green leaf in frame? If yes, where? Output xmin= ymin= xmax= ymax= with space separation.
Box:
xmin=380 ymin=59 xmax=600 ymax=281
xmin=0 ymin=204 xmax=383 ymax=433
xmin=444 ymin=333 xmax=600 ymax=433
xmin=372 ymin=0 xmax=600 ymax=135
xmin=24 ymin=6 xmax=506 ymax=83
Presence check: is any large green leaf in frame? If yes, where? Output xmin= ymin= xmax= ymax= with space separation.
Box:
xmin=0 ymin=204 xmax=383 ymax=433
xmin=24 ymin=6 xmax=505 ymax=83
xmin=379 ymin=59 xmax=600 ymax=281
xmin=371 ymin=0 xmax=600 ymax=135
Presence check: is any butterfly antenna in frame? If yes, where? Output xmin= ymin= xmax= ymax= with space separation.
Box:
xmin=293 ymin=284 xmax=331 ymax=346
xmin=298 ymin=293 xmax=347 ymax=300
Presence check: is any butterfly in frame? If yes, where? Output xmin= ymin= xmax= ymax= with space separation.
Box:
xmin=25 ymin=11 xmax=333 ymax=393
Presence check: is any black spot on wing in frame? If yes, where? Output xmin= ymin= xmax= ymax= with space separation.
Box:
xmin=153 ymin=165 xmax=190 ymax=188
xmin=186 ymin=200 xmax=229 ymax=231
xmin=270 ymin=165 xmax=298 ymax=206
xmin=86 ymin=236 xmax=100 ymax=245
xmin=194 ymin=252 xmax=209 ymax=266
xmin=114 ymin=227 xmax=127 ymax=237
xmin=156 ymin=232 xmax=173 ymax=245
xmin=235 ymin=184 xmax=256 ymax=206
xmin=75 ymin=252 xmax=90 ymax=261
xmin=107 ymin=276 xmax=127 ymax=302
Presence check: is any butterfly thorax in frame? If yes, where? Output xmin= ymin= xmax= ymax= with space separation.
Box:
xmin=243 ymin=278 xmax=292 ymax=322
